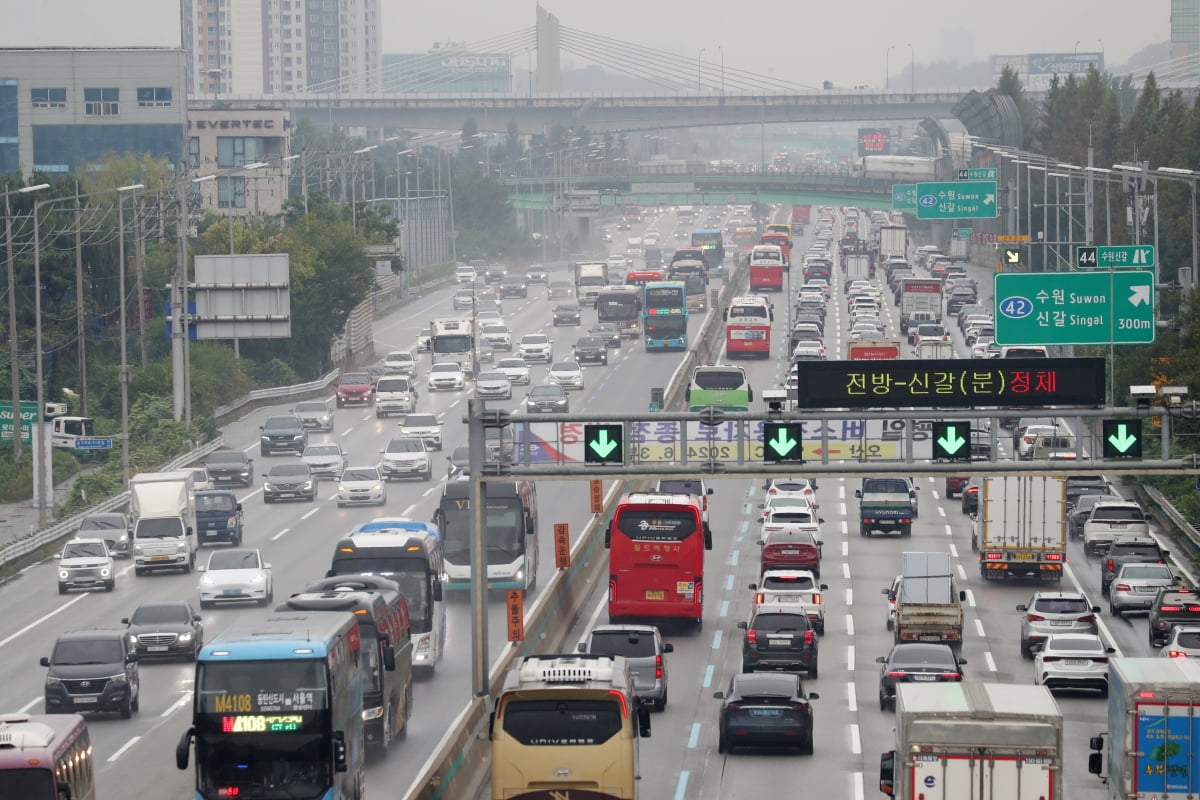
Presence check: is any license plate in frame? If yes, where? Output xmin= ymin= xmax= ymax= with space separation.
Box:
xmin=215 ymin=476 xmax=231 ymax=481
xmin=150 ymin=556 xmax=169 ymax=562
xmin=644 ymin=590 xmax=665 ymax=600
xmin=769 ymin=639 xmax=792 ymax=647
xmin=775 ymin=595 xmax=802 ymax=604
xmin=223 ymin=589 xmax=240 ymax=595
xmin=1063 ymin=659 xmax=1089 ymax=666
xmin=1014 ymin=553 xmax=1035 ymax=560
xmin=278 ymin=492 xmax=295 ymax=498
xmin=919 ymin=634 xmax=942 ymax=641
xmin=73 ymin=696 xmax=98 ymax=704
xmin=148 ymin=646 xmax=169 ymax=652
xmin=1049 ymin=620 xmax=1072 ymax=626
xmin=750 ymin=708 xmax=781 ymax=717
xmin=911 ymin=674 xmax=938 ymax=681
xmin=780 ymin=549 xmax=801 ymax=555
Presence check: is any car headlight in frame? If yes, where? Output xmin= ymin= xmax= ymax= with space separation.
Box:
xmin=293 ymin=434 xmax=304 ymax=440
xmin=133 ymin=545 xmax=145 ymax=556
xmin=178 ymin=633 xmax=193 ymax=642
xmin=371 ymin=484 xmax=383 ymax=492
xmin=127 ymin=634 xmax=139 ymax=643
xmin=251 ymin=574 xmax=265 ymax=584
xmin=555 ymin=399 xmax=567 ymax=407
xmin=176 ymin=542 xmax=187 ymax=553
xmin=200 ymin=575 xmax=215 ymax=586
xmin=302 ymin=481 xmax=313 ymax=489
xmin=46 ymin=675 xmax=62 ymax=686
xmin=226 ymin=517 xmax=238 ymax=528
xmin=59 ymin=570 xmax=69 ymax=580
xmin=260 ymin=435 xmax=269 ymax=442
xmin=338 ymin=486 xmax=350 ymax=495
xmin=415 ymin=638 xmax=430 ymax=653
xmin=109 ymin=672 xmax=128 ymax=685
xmin=100 ymin=568 xmax=111 ymax=578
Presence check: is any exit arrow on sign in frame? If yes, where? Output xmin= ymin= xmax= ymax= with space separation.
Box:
xmin=768 ymin=428 xmax=798 ymax=458
xmin=1004 ymin=249 xmax=1021 ymax=264
xmin=1107 ymin=424 xmax=1138 ymax=453
xmin=588 ymin=429 xmax=619 ymax=458
xmin=1129 ymin=285 xmax=1151 ymax=307
xmin=937 ymin=427 xmax=966 ymax=455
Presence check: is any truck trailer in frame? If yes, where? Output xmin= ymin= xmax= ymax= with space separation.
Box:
xmin=973 ymin=476 xmax=1066 ymax=583
xmin=881 ymin=681 xmax=1064 ymax=800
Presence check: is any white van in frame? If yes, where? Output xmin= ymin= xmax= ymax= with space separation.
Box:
xmin=374 ymin=376 xmax=418 ymax=417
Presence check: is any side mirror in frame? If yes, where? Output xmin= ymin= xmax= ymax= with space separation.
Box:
xmin=736 ymin=621 xmax=748 ymax=630
xmin=875 ymin=655 xmax=886 ymax=663
xmin=577 ymin=642 xmax=586 ymax=653
xmin=748 ymin=583 xmax=759 ymax=591
xmin=1088 ymin=752 xmax=1104 ymax=776
xmin=1091 ymin=605 xmax=1101 ymax=613
xmin=433 ymin=581 xmax=443 ymax=602
xmin=121 ymin=617 xmax=131 ymax=625
xmin=235 ymin=503 xmax=243 ymax=512
xmin=40 ymin=656 xmax=50 ymax=667
xmin=854 ymin=490 xmax=863 ymax=498
xmin=175 ymin=727 xmax=194 ymax=771
xmin=707 ymin=487 xmax=714 ymax=495
xmin=193 ymin=615 xmax=202 ymax=622
xmin=958 ymin=658 xmax=968 ymax=665
xmin=663 ymin=643 xmax=674 ymax=653
xmin=880 ymin=750 xmax=896 ymax=798
xmin=881 ymin=588 xmax=891 ymax=596
xmin=55 ymin=551 xmax=62 ymax=560
xmin=382 ymin=643 xmax=396 ymax=671
xmin=959 ymin=590 xmax=967 ymax=602
xmin=1105 ymin=647 xmax=1117 ymax=654
xmin=1016 ymin=604 xmax=1028 ymax=612
xmin=807 ymin=691 xmax=819 ymax=699
xmin=264 ymin=563 xmax=272 ymax=570
xmin=819 ymin=583 xmax=829 ymax=591
xmin=713 ymin=690 xmax=725 ymax=700
xmin=755 ymin=539 xmax=765 ymax=546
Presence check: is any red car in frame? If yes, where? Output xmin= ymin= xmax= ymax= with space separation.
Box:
xmin=336 ymin=372 xmax=374 ymax=407
xmin=758 ymin=530 xmax=823 ymax=578
xmin=945 ymin=476 xmax=970 ymax=498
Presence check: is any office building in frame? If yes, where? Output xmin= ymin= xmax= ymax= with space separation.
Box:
xmin=187 ymin=108 xmax=292 ymax=216
xmin=1172 ymin=0 xmax=1200 ymax=60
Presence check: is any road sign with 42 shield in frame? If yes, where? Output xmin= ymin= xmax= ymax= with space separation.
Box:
xmin=993 ymin=271 xmax=1155 ymax=346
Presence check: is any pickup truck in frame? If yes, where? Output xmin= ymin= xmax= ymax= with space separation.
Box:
xmin=856 ymin=477 xmax=918 ymax=537
xmin=887 ymin=570 xmax=966 ymax=648
xmin=749 ymin=569 xmax=829 ymax=634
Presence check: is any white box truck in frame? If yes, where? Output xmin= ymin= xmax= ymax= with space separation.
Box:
xmin=877 ymin=224 xmax=908 ymax=265
xmin=973 ymin=476 xmax=1066 ymax=583
xmin=881 ymin=681 xmax=1064 ymax=800
xmin=1088 ymin=657 xmax=1200 ymax=800
xmin=129 ymin=470 xmax=197 ymax=575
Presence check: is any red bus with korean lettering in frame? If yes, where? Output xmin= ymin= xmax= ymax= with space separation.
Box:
xmin=748 ymin=245 xmax=785 ymax=292
xmin=606 ymin=492 xmax=711 ymax=630
xmin=725 ymin=295 xmax=774 ymax=358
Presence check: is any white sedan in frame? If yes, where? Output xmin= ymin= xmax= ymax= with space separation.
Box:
xmin=198 ymin=548 xmax=273 ymax=608
xmin=495 ymin=357 xmax=531 ymax=385
xmin=337 ymin=465 xmax=387 ymax=506
xmin=547 ymin=361 xmax=585 ymax=391
xmin=1033 ymin=633 xmax=1114 ymax=694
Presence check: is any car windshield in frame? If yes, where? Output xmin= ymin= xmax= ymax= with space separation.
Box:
xmin=576 ymin=338 xmax=602 ymax=348
xmin=263 ymin=417 xmax=299 ymax=430
xmin=404 ymin=415 xmax=437 ymax=427
xmin=762 ymin=575 xmax=815 ymax=591
xmin=79 ymin=515 xmax=125 ymax=531
xmin=890 ymin=645 xmax=957 ymax=667
xmin=1122 ymin=564 xmax=1174 ymax=580
xmin=268 ymin=464 xmax=309 ymax=477
xmin=555 ymin=305 xmax=579 ymax=313
xmin=386 ymin=439 xmax=423 ymax=453
xmin=1177 ymin=631 xmax=1200 ymax=648
xmin=431 ymin=364 xmax=460 ymax=374
xmin=498 ymin=359 xmax=526 ymax=369
xmin=63 ymin=541 xmax=107 ymax=558
xmin=1045 ymin=636 xmax=1102 ymax=653
xmin=588 ymin=631 xmax=657 ymax=658
xmin=294 ymin=402 xmax=327 ymax=413
xmin=208 ymin=550 xmax=260 ymax=571
xmin=386 ymin=351 xmax=411 ymax=361
xmin=196 ymin=494 xmax=236 ymax=512
xmin=340 ymin=375 xmax=370 ymax=386
xmin=483 ymin=325 xmax=508 ymax=334
xmin=477 ymin=372 xmax=507 ymax=382
xmin=131 ymin=604 xmax=191 ymax=624
xmin=53 ymin=639 xmax=123 ymax=665
xmin=304 ymin=445 xmax=340 ymax=456
xmin=530 ymin=386 xmax=562 ymax=398
xmin=522 ymin=335 xmax=548 ymax=345
xmin=551 ymin=362 xmax=578 ymax=372
xmin=342 ymin=468 xmax=381 ymax=482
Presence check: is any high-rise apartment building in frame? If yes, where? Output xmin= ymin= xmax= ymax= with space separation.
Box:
xmin=1172 ymin=0 xmax=1200 ymax=60
xmin=183 ymin=0 xmax=381 ymax=95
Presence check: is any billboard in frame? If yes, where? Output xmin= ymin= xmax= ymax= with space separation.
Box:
xmin=857 ymin=128 xmax=891 ymax=156
xmin=382 ymin=52 xmax=511 ymax=92
xmin=992 ymin=52 xmax=1104 ymax=90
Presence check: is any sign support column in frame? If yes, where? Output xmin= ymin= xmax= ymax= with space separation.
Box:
xmin=468 ymin=399 xmax=489 ymax=699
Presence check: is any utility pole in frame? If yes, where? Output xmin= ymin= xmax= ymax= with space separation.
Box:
xmin=74 ymin=192 xmax=87 ymax=414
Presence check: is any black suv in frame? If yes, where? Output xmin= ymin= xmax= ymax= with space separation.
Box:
xmin=1149 ymin=587 xmax=1200 ymax=647
xmin=41 ymin=629 xmax=140 ymax=718
xmin=500 ymin=275 xmax=528 ymax=298
xmin=738 ymin=608 xmax=819 ymax=678
xmin=552 ymin=304 xmax=582 ymax=326
xmin=572 ymin=336 xmax=608 ymax=366
xmin=259 ymin=416 xmax=307 ymax=456
xmin=485 ymin=264 xmax=507 ymax=283
xmin=204 ymin=449 xmax=254 ymax=487
xmin=1101 ymin=536 xmax=1170 ymax=595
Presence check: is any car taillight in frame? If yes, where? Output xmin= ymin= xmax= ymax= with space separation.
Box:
xmin=803 ymin=630 xmax=814 ymax=644
xmin=1114 ymin=584 xmax=1132 ymax=592
xmin=768 ymin=487 xmax=777 ymax=494
xmin=1106 ymin=559 xmax=1115 ymax=573
xmin=1080 ymin=615 xmax=1097 ymax=624
xmin=655 ymin=654 xmax=664 ymax=680
xmin=812 ymin=593 xmax=822 ymax=604
xmin=746 ymin=630 xmax=757 ymax=645
xmin=1188 ymin=606 xmax=1200 ymax=613
xmin=886 ymin=671 xmax=907 ymax=678
xmin=940 ymin=673 xmax=963 ymax=680
xmin=1092 ymin=657 xmax=1109 ymax=664
xmin=1045 ymin=552 xmax=1063 ymax=562
xmin=754 ymin=592 xmax=765 ymax=604
xmin=1161 ymin=606 xmax=1183 ymax=612
xmin=1168 ymin=651 xmax=1189 ymax=658
xmin=985 ymin=552 xmax=1004 ymax=561
xmin=1041 ymin=656 xmax=1061 ymax=663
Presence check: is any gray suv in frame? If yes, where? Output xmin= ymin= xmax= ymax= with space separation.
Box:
xmin=1016 ymin=591 xmax=1100 ymax=658
xmin=259 ymin=415 xmax=307 ymax=456
xmin=42 ymin=629 xmax=140 ymax=718
xmin=578 ymin=624 xmax=673 ymax=711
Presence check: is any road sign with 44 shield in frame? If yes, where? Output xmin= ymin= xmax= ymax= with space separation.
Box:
xmin=993 ymin=271 xmax=1155 ymax=345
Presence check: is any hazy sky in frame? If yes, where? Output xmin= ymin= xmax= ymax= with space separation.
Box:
xmin=0 ymin=0 xmax=1171 ymax=88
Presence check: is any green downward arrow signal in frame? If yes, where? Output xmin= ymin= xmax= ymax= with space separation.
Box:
xmin=1107 ymin=424 xmax=1138 ymax=454
xmin=937 ymin=425 xmax=967 ymax=455
xmin=767 ymin=427 xmax=798 ymax=458
xmin=588 ymin=429 xmax=619 ymax=459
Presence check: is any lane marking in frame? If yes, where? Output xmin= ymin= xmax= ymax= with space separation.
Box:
xmin=847 ymin=644 xmax=855 ymax=672
xmin=422 ymin=486 xmax=438 ymax=497
xmin=403 ymin=504 xmax=415 ymax=516
xmin=0 ymin=593 xmax=88 ymax=649
xmin=673 ymin=772 xmax=690 ymax=800
xmin=975 ymin=619 xmax=986 ymax=638
xmin=853 ymin=773 xmax=865 ymax=800
xmin=719 ymin=600 xmax=729 ymax=618
xmin=846 ymin=615 xmax=855 ymax=637
xmin=687 ymin=723 xmax=701 ymax=749
xmin=725 ymin=574 xmax=734 ymax=591
xmin=108 ymin=736 xmax=141 ymax=762
xmin=956 ymin=564 xmax=967 ymax=580
xmin=162 ymin=691 xmax=194 ymax=717
xmin=842 ymin=563 xmax=851 ymax=580
xmin=985 ymin=651 xmax=997 ymax=672
xmin=301 ymin=507 xmax=320 ymax=520
xmin=270 ymin=527 xmax=291 ymax=541
xmin=841 ymin=541 xmax=849 ymax=557
xmin=703 ymin=664 xmax=714 ymax=688
xmin=850 ymin=723 xmax=861 ymax=755
xmin=18 ymin=696 xmax=39 ymax=713
xmin=844 ymin=588 xmax=853 ymax=608
xmin=711 ymin=630 xmax=722 ymax=649
xmin=964 ymin=589 xmax=976 ymax=607
xmin=948 ymin=542 xmax=959 ymax=558
xmin=729 ymin=550 xmax=739 ymax=567
xmin=847 ymin=681 xmax=857 ymax=712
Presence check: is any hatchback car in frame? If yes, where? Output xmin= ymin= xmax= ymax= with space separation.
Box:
xmin=525 ymin=384 xmax=569 ymax=414
xmin=1161 ymin=625 xmax=1200 ymax=659
xmin=1016 ymin=591 xmax=1101 ymax=658
xmin=572 ymin=336 xmax=609 ymax=366
xmin=452 ymin=289 xmax=475 ymax=310
xmin=518 ymin=333 xmax=553 ymax=363
xmin=500 ymin=275 xmax=528 ymax=297
xmin=291 ymin=399 xmax=335 ymax=432
xmin=738 ymin=608 xmax=819 ymax=677
xmin=416 ymin=327 xmax=432 ymax=351
xmin=301 ymin=443 xmax=347 ymax=478
xmin=876 ymin=643 xmax=966 ymax=711
xmin=198 ymin=548 xmax=273 ymax=608
xmin=552 ymin=303 xmax=582 ymax=326
xmin=1110 ymin=562 xmax=1179 ymax=616
xmin=427 ymin=362 xmax=466 ymax=392
xmin=714 ymin=672 xmax=818 ymax=755
xmin=57 ymin=538 xmax=115 ymax=594
xmin=383 ymin=350 xmax=417 ymax=376
xmin=578 ymin=624 xmax=673 ymax=711
xmin=1100 ymin=536 xmax=1170 ymax=595
xmin=337 ymin=465 xmax=388 ymax=505
xmin=1033 ymin=633 xmax=1114 ymax=694
xmin=123 ymin=601 xmax=204 ymax=661
xmin=495 ymin=357 xmax=531 ymax=385
xmin=262 ymin=462 xmax=318 ymax=503
xmin=335 ymin=372 xmax=375 ymax=407
xmin=764 ymin=477 xmax=818 ymax=509
xmin=547 ymin=361 xmax=585 ymax=391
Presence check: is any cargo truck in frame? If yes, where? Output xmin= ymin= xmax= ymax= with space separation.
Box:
xmin=1088 ymin=657 xmax=1200 ymax=800
xmin=129 ymin=470 xmax=197 ymax=575
xmin=973 ymin=476 xmax=1065 ymax=583
xmin=949 ymin=236 xmax=969 ymax=262
xmin=877 ymin=224 xmax=908 ymax=266
xmin=881 ymin=681 xmax=1064 ymax=800
xmin=428 ymin=317 xmax=477 ymax=375
xmin=857 ymin=477 xmax=918 ymax=537
xmin=790 ymin=204 xmax=811 ymax=233
xmin=844 ymin=253 xmax=871 ymax=282
xmin=887 ymin=552 xmax=965 ymax=647
xmin=897 ymin=278 xmax=943 ymax=334
xmin=573 ymin=261 xmax=609 ymax=306
xmin=914 ymin=339 xmax=955 ymax=360
xmin=848 ymin=339 xmax=902 ymax=360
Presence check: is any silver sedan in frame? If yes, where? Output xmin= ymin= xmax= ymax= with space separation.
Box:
xmin=1110 ymin=562 xmax=1180 ymax=616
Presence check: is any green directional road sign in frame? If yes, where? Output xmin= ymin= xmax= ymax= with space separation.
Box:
xmin=915 ymin=180 xmax=999 ymax=220
xmin=1102 ymin=419 xmax=1143 ymax=459
xmin=1075 ymin=245 xmax=1156 ymax=269
xmin=763 ymin=422 xmax=804 ymax=464
xmin=993 ymin=270 xmax=1156 ymax=345
xmin=584 ymin=423 xmax=625 ymax=465
xmin=931 ymin=421 xmax=971 ymax=462
xmin=957 ymin=167 xmax=998 ymax=180
xmin=892 ymin=184 xmax=917 ymax=211
xmin=0 ymin=400 xmax=37 ymax=444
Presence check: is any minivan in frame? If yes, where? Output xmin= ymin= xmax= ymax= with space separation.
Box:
xmin=374 ymin=376 xmax=418 ymax=418
xmin=757 ymin=530 xmax=824 ymax=578
xmin=1028 ymin=432 xmax=1076 ymax=461
xmin=42 ymin=629 xmax=140 ymax=718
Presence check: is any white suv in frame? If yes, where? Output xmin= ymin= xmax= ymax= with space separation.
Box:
xmin=519 ymin=333 xmax=553 ymax=363
xmin=378 ymin=437 xmax=433 ymax=482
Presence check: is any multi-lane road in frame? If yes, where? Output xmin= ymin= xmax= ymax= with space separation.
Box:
xmin=0 ymin=206 xmax=1181 ymax=799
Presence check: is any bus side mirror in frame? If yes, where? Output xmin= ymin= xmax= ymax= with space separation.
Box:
xmin=175 ymin=727 xmax=194 ymax=770
xmin=57 ymin=779 xmax=74 ymax=800
xmin=488 ymin=710 xmax=496 ymax=739
xmin=433 ymin=581 xmax=443 ymax=602
xmin=325 ymin=569 xmax=336 ymax=578
xmin=1088 ymin=752 xmax=1104 ymax=776
xmin=703 ymin=524 xmax=713 ymax=551
xmin=880 ymin=750 xmax=896 ymax=798
xmin=604 ymin=527 xmax=612 ymax=548
xmin=332 ymin=731 xmax=348 ymax=772
xmin=382 ymin=643 xmax=396 ymax=671
xmin=748 ymin=388 xmax=754 ymax=402
xmin=637 ymin=704 xmax=652 ymax=738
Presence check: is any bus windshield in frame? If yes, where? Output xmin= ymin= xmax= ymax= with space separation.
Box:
xmin=643 ymin=315 xmax=687 ymax=336
xmin=327 ymin=556 xmax=431 ymax=624
xmin=0 ymin=770 xmax=55 ymax=798
xmin=691 ymin=231 xmax=722 ymax=248
xmin=728 ymin=304 xmax=768 ymax=320
xmin=439 ymin=500 xmax=525 ymax=563
xmin=597 ymin=293 xmax=639 ymax=321
xmin=615 ymin=509 xmax=697 ymax=541
xmin=691 ymin=369 xmax=747 ymax=391
xmin=501 ymin=698 xmax=623 ymax=746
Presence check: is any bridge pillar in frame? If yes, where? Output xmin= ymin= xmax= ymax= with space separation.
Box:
xmin=535 ymin=5 xmax=562 ymax=93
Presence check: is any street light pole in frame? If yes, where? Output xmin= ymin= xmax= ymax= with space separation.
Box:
xmin=3 ymin=183 xmax=50 ymax=461
xmin=116 ymin=183 xmax=144 ymax=486
xmin=718 ymin=45 xmax=725 ymax=99
xmin=1158 ymin=167 xmax=1199 ymax=285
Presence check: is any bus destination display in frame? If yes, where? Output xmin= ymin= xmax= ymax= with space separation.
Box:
xmin=792 ymin=357 xmax=1106 ymax=409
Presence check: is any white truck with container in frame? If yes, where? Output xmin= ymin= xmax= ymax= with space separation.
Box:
xmin=973 ymin=476 xmax=1066 ymax=583
xmin=573 ymin=261 xmax=609 ymax=306
xmin=428 ymin=317 xmax=477 ymax=375
xmin=844 ymin=253 xmax=872 ymax=282
xmin=877 ymin=224 xmax=908 ymax=267
xmin=129 ymin=470 xmax=198 ymax=575
xmin=880 ymin=681 xmax=1064 ymax=800
xmin=949 ymin=236 xmax=969 ymax=262
xmin=1088 ymin=657 xmax=1200 ymax=800
xmin=897 ymin=278 xmax=943 ymax=335
xmin=887 ymin=552 xmax=966 ymax=649
xmin=914 ymin=339 xmax=955 ymax=360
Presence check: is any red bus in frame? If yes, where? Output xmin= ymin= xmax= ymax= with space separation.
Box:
xmin=0 ymin=713 xmax=95 ymax=800
xmin=749 ymin=245 xmax=785 ymax=292
xmin=725 ymin=295 xmax=773 ymax=358
xmin=606 ymin=492 xmax=711 ymax=629
xmin=623 ymin=204 xmax=641 ymax=222
xmin=733 ymin=227 xmax=758 ymax=252
xmin=760 ymin=231 xmax=792 ymax=268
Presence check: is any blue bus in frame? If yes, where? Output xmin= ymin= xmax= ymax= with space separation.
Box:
xmin=690 ymin=228 xmax=725 ymax=270
xmin=642 ymin=281 xmax=688 ymax=351
xmin=177 ymin=612 xmax=366 ymax=800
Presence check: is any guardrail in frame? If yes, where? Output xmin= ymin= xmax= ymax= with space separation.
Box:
xmin=0 ymin=436 xmax=225 ymax=569
xmin=213 ymin=369 xmax=340 ymax=424
xmin=1143 ymin=485 xmax=1200 ymax=563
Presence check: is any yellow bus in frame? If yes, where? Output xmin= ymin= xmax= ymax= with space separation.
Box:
xmin=490 ymin=654 xmax=652 ymax=800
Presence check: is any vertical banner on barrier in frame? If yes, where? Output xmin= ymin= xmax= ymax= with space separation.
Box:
xmin=590 ymin=479 xmax=604 ymax=514
xmin=554 ymin=523 xmax=571 ymax=569
xmin=506 ymin=589 xmax=524 ymax=642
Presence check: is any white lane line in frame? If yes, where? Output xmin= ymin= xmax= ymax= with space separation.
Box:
xmin=844 ymin=588 xmax=853 ymax=608
xmin=687 ymin=722 xmax=701 ymax=749
xmin=846 ymin=615 xmax=855 ymax=637
xmin=403 ymin=504 xmax=415 ymax=516
xmin=937 ymin=506 xmax=947 ymax=518
xmin=0 ymin=593 xmax=88 ymax=649
xmin=841 ymin=541 xmax=849 ymax=558
xmin=729 ymin=549 xmax=739 ymax=567
xmin=726 ymin=574 xmax=734 ymax=591
xmin=985 ymin=651 xmax=997 ymax=672
xmin=945 ymin=523 xmax=953 ymax=537
xmin=108 ymin=736 xmax=141 ymax=762
xmin=853 ymin=773 xmax=865 ymax=800
xmin=162 ymin=691 xmax=193 ymax=717
xmin=422 ymin=486 xmax=438 ymax=497
xmin=847 ymin=681 xmax=857 ymax=712
xmin=975 ymin=619 xmax=986 ymax=638
xmin=673 ymin=772 xmax=690 ymax=800
xmin=847 ymin=645 xmax=855 ymax=672
xmin=850 ymin=723 xmax=861 ymax=755
xmin=964 ymin=589 xmax=976 ymax=607
xmin=703 ymin=665 xmax=714 ymax=688
xmin=711 ymin=630 xmax=722 ymax=649
xmin=270 ymin=527 xmax=291 ymax=541
xmin=956 ymin=564 xmax=967 ymax=580
xmin=18 ymin=696 xmax=40 ymax=713
xmin=842 ymin=563 xmax=851 ymax=580
xmin=948 ymin=543 xmax=959 ymax=558
xmin=719 ymin=600 xmax=729 ymax=618
xmin=301 ymin=507 xmax=320 ymax=520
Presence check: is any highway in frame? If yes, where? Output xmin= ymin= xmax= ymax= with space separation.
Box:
xmin=2 ymin=205 xmax=1177 ymax=799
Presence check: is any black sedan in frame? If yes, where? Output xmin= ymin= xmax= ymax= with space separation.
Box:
xmin=876 ymin=643 xmax=966 ymax=710
xmin=552 ymin=303 xmax=582 ymax=326
xmin=573 ymin=336 xmax=609 ymax=366
xmin=122 ymin=601 xmax=204 ymax=661
xmin=590 ymin=323 xmax=622 ymax=348
xmin=714 ymin=672 xmax=818 ymax=755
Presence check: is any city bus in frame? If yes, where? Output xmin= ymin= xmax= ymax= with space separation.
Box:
xmin=690 ymin=228 xmax=725 ymax=270
xmin=280 ymin=575 xmax=414 ymax=755
xmin=177 ymin=612 xmax=366 ymax=800
xmin=606 ymin=492 xmax=710 ymax=629
xmin=684 ymin=364 xmax=754 ymax=411
xmin=725 ymin=294 xmax=773 ymax=358
xmin=327 ymin=519 xmax=447 ymax=675
xmin=748 ymin=245 xmax=785 ymax=292
xmin=432 ymin=481 xmax=539 ymax=593
xmin=765 ymin=222 xmax=792 ymax=244
xmin=667 ymin=257 xmax=707 ymax=287
xmin=642 ymin=281 xmax=688 ymax=351
xmin=490 ymin=654 xmax=652 ymax=800
xmin=596 ymin=285 xmax=643 ymax=339
xmin=733 ymin=226 xmax=759 ymax=252
xmin=622 ymin=203 xmax=641 ymax=223
xmin=623 ymin=269 xmax=662 ymax=288
xmin=0 ymin=713 xmax=94 ymax=800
